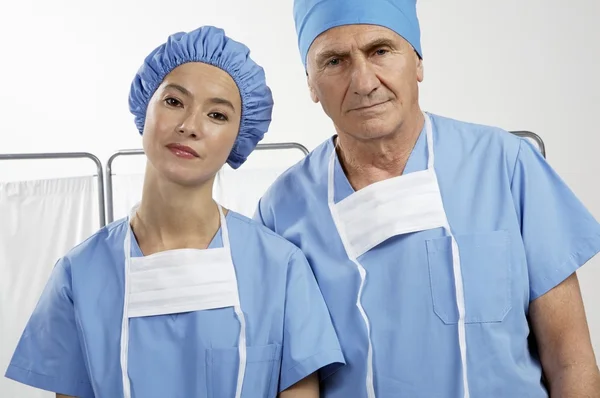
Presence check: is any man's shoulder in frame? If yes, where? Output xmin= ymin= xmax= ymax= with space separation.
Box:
xmin=260 ymin=138 xmax=331 ymax=209
xmin=429 ymin=112 xmax=524 ymax=160
xmin=431 ymin=113 xmax=519 ymax=143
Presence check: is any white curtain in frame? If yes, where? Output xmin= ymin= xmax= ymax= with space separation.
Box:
xmin=111 ymin=173 xmax=145 ymax=222
xmin=0 ymin=176 xmax=100 ymax=398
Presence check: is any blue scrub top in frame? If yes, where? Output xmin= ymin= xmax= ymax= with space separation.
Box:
xmin=5 ymin=211 xmax=344 ymax=397
xmin=254 ymin=113 xmax=600 ymax=398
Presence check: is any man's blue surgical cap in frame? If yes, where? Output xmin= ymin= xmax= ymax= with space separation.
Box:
xmin=293 ymin=0 xmax=422 ymax=68
xmin=129 ymin=26 xmax=273 ymax=169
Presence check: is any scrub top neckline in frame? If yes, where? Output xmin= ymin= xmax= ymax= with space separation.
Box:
xmin=326 ymin=121 xmax=429 ymax=203
xmin=129 ymin=210 xmax=233 ymax=257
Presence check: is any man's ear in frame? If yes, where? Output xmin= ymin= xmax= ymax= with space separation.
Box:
xmin=416 ymin=54 xmax=424 ymax=83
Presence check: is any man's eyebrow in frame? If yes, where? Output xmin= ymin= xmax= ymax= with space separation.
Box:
xmin=315 ymin=38 xmax=397 ymax=64
xmin=316 ymin=49 xmax=349 ymax=64
xmin=360 ymin=38 xmax=396 ymax=52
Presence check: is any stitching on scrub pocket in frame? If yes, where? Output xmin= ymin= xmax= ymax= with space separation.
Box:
xmin=426 ymin=230 xmax=512 ymax=324
xmin=206 ymin=344 xmax=281 ymax=397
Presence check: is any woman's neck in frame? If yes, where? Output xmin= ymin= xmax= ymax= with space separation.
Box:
xmin=131 ymin=164 xmax=223 ymax=253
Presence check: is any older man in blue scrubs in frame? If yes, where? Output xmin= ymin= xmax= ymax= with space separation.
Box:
xmin=254 ymin=0 xmax=600 ymax=397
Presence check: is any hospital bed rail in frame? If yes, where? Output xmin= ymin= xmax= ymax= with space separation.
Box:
xmin=0 ymin=151 xmax=106 ymax=227
xmin=104 ymin=142 xmax=310 ymax=223
xmin=510 ymin=131 xmax=546 ymax=158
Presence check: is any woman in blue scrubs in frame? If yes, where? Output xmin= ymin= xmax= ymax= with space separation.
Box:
xmin=5 ymin=25 xmax=344 ymax=398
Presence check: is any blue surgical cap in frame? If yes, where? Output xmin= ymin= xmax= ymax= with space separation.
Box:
xmin=293 ymin=0 xmax=422 ymax=68
xmin=129 ymin=26 xmax=273 ymax=169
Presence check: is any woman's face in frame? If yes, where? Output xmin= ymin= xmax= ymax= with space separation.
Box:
xmin=142 ymin=62 xmax=242 ymax=187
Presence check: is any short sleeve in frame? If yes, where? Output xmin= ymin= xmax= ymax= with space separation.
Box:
xmin=279 ymin=248 xmax=345 ymax=392
xmin=4 ymin=257 xmax=94 ymax=397
xmin=510 ymin=139 xmax=600 ymax=300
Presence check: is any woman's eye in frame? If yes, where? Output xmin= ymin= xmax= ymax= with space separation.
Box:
xmin=165 ymin=98 xmax=182 ymax=107
xmin=208 ymin=112 xmax=228 ymax=121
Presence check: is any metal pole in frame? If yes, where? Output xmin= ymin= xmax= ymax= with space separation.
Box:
xmin=104 ymin=142 xmax=310 ymax=223
xmin=510 ymin=131 xmax=546 ymax=158
xmin=255 ymin=142 xmax=310 ymax=156
xmin=0 ymin=152 xmax=106 ymax=227
xmin=105 ymin=149 xmax=145 ymax=223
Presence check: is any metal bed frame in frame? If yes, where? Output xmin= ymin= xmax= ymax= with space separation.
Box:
xmin=510 ymin=131 xmax=546 ymax=158
xmin=0 ymin=152 xmax=106 ymax=227
xmin=104 ymin=142 xmax=309 ymax=223
xmin=0 ymin=132 xmax=544 ymax=227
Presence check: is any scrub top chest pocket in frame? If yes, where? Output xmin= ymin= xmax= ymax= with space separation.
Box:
xmin=206 ymin=344 xmax=282 ymax=397
xmin=426 ymin=230 xmax=512 ymax=324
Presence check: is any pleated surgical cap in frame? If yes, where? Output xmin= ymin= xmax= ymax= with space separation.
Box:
xmin=129 ymin=26 xmax=273 ymax=169
xmin=293 ymin=0 xmax=423 ymax=68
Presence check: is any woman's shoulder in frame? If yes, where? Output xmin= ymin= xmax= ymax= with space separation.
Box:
xmin=62 ymin=217 xmax=129 ymax=270
xmin=227 ymin=210 xmax=303 ymax=261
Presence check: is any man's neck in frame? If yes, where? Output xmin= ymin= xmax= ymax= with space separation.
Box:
xmin=131 ymin=164 xmax=222 ymax=253
xmin=336 ymin=111 xmax=425 ymax=191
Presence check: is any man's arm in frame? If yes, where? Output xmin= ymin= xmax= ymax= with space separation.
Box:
xmin=279 ymin=372 xmax=319 ymax=398
xmin=529 ymin=272 xmax=600 ymax=397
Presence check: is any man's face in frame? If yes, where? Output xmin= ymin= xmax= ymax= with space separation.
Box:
xmin=306 ymin=24 xmax=423 ymax=141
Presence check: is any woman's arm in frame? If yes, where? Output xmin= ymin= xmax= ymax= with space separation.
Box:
xmin=4 ymin=258 xmax=93 ymax=397
xmin=279 ymin=372 xmax=319 ymax=398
